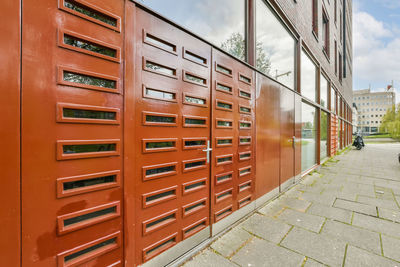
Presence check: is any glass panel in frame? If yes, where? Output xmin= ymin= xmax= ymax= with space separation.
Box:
xmin=63 ymin=108 xmax=116 ymax=120
xmin=301 ymin=51 xmax=317 ymax=101
xmin=142 ymin=0 xmax=246 ymax=60
xmin=301 ymin=103 xmax=317 ymax=171
xmin=64 ymin=207 xmax=116 ymax=226
xmin=63 ymin=143 xmax=116 ymax=154
xmin=185 ymin=161 xmax=206 ymax=168
xmin=65 ymin=238 xmax=116 ymax=262
xmin=63 ymin=71 xmax=116 ymax=89
xmin=145 ymin=166 xmax=175 ymax=176
xmin=320 ymin=75 xmax=328 ymax=108
xmin=64 ymin=35 xmax=117 ymax=58
xmin=64 ymin=0 xmax=117 ymax=27
xmin=320 ymin=111 xmax=328 ymax=160
xmin=330 ymin=87 xmax=335 ymax=111
xmin=256 ymin=0 xmax=296 ymax=89
xmin=63 ymin=175 xmax=116 ymax=191
xmin=185 ymin=181 xmax=205 ymax=191
xmin=146 ymin=61 xmax=175 ymax=76
xmin=184 ymin=96 xmax=205 ymax=105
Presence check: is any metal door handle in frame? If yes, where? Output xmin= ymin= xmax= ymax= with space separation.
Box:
xmin=202 ymin=140 xmax=212 ymax=163
xmin=292 ymin=136 xmax=296 ymax=149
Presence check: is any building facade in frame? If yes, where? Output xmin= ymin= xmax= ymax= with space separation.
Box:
xmin=1 ymin=0 xmax=352 ymax=266
xmin=353 ymin=88 xmax=396 ymax=134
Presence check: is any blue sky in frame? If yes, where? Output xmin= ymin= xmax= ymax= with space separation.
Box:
xmin=353 ymin=0 xmax=400 ymax=102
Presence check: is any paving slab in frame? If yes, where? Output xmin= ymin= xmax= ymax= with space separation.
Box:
xmin=277 ymin=208 xmax=325 ymax=233
xmin=352 ymin=213 xmax=400 ymax=239
xmin=274 ymin=196 xmax=312 ymax=212
xmin=183 ymin=249 xmax=237 ymax=267
xmin=320 ymin=220 xmax=381 ymax=254
xmin=334 ymin=198 xmax=377 ymax=216
xmin=307 ymin=202 xmax=352 ymax=223
xmin=379 ymin=207 xmax=400 ymax=223
xmin=281 ymin=227 xmax=346 ymax=267
xmin=210 ymin=227 xmax=252 ymax=257
xmin=381 ymin=235 xmax=400 ymax=262
xmin=303 ymin=258 xmax=327 ymax=267
xmin=344 ymin=246 xmax=399 ymax=267
xmin=357 ymin=195 xmax=399 ymax=210
xmin=299 ymin=192 xmax=337 ymax=206
xmin=231 ymin=237 xmax=305 ymax=267
xmin=240 ymin=213 xmax=292 ymax=243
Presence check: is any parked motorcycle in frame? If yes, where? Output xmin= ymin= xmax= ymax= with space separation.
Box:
xmin=352 ymin=134 xmax=365 ymax=150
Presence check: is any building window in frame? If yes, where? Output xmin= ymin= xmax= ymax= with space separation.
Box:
xmin=334 ymin=0 xmax=337 ymax=24
xmin=141 ymin=0 xmax=246 ymax=61
xmin=322 ymin=9 xmax=329 ymax=57
xmin=320 ymin=111 xmax=328 ymax=160
xmin=340 ymin=11 xmax=343 ymax=43
xmin=339 ymin=52 xmax=343 ymax=82
xmin=320 ymin=74 xmax=328 ymax=108
xmin=256 ymin=0 xmax=296 ymax=89
xmin=301 ymin=50 xmax=317 ymax=101
xmin=312 ymin=0 xmax=318 ymax=35
xmin=334 ymin=40 xmax=337 ymax=74
xmin=301 ymin=103 xmax=317 ymax=171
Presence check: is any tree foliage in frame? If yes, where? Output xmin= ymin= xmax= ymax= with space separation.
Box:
xmin=380 ymin=104 xmax=400 ymax=139
xmin=221 ymin=33 xmax=271 ymax=74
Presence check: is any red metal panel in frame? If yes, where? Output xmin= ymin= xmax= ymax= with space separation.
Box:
xmin=211 ymin=49 xmax=256 ymax=221
xmin=255 ymin=74 xmax=280 ymax=198
xmin=130 ymin=8 xmax=212 ymax=265
xmin=21 ymin=0 xmax=125 ymax=265
xmin=0 ymin=1 xmax=21 ymax=265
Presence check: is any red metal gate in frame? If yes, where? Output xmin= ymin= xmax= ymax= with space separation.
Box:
xmin=21 ymin=0 xmax=125 ymax=265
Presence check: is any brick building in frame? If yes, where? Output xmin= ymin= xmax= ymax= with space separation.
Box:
xmin=1 ymin=0 xmax=352 ymax=266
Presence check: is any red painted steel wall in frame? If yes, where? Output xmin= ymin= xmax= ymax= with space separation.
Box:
xmin=0 ymin=1 xmax=21 ymax=265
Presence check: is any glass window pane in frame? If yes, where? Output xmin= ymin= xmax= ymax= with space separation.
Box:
xmin=320 ymin=75 xmax=328 ymax=108
xmin=320 ymin=111 xmax=328 ymax=160
xmin=256 ymin=0 xmax=296 ymax=89
xmin=142 ymin=0 xmax=246 ymax=60
xmin=301 ymin=103 xmax=317 ymax=172
xmin=301 ymin=51 xmax=317 ymax=101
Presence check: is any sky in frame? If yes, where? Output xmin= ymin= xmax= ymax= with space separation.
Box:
xmin=353 ymin=0 xmax=400 ymax=102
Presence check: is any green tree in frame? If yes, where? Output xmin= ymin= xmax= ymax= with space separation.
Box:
xmin=380 ymin=104 xmax=400 ymax=139
xmin=221 ymin=33 xmax=271 ymax=74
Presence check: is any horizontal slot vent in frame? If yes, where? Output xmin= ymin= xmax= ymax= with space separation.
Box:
xmin=143 ymin=30 xmax=177 ymax=54
xmin=183 ymin=71 xmax=207 ymax=87
xmin=216 ymin=63 xmax=232 ymax=77
xmin=239 ymin=121 xmax=252 ymax=129
xmin=183 ymin=198 xmax=207 ymax=217
xmin=57 ymin=170 xmax=119 ymax=198
xmin=239 ymin=137 xmax=252 ymax=145
xmin=63 ymin=108 xmax=115 ymax=120
xmin=239 ymin=73 xmax=252 ymax=84
xmin=239 ymin=181 xmax=252 ymax=192
xmin=239 ymin=106 xmax=251 ymax=114
xmin=239 ymin=151 xmax=252 ymax=161
xmin=183 ymin=116 xmax=207 ymax=128
xmin=239 ymin=89 xmax=251 ymax=99
xmin=143 ymin=111 xmax=177 ymax=127
xmin=183 ymin=93 xmax=207 ymax=107
xmin=239 ymin=166 xmax=252 ymax=177
xmin=63 ymin=70 xmax=116 ymax=89
xmin=143 ymin=162 xmax=178 ymax=181
xmin=143 ymin=138 xmax=177 ymax=153
xmin=58 ymin=232 xmax=120 ymax=267
xmin=183 ymin=158 xmax=207 ymax=172
xmin=239 ymin=195 xmax=252 ymax=208
xmin=58 ymin=202 xmax=120 ymax=235
xmin=216 ymin=154 xmax=233 ymax=166
xmin=57 ymin=103 xmax=120 ymax=124
xmin=143 ymin=186 xmax=177 ymax=208
xmin=216 ymin=188 xmax=233 ymax=203
xmin=143 ymin=210 xmax=177 ymax=235
xmin=182 ymin=178 xmax=207 ymax=195
xmin=61 ymin=0 xmax=120 ymax=31
xmin=144 ymin=58 xmax=177 ymax=78
xmin=183 ymin=218 xmax=207 ymax=239
xmin=57 ymin=140 xmax=119 ymax=160
xmin=215 ymin=206 xmax=233 ymax=222
xmin=143 ymin=85 xmax=177 ymax=102
xmin=216 ymin=137 xmax=233 ymax=147
xmin=216 ymin=119 xmax=233 ymax=128
xmin=216 ymin=81 xmax=233 ymax=94
xmin=216 ymin=100 xmax=233 ymax=111
xmin=183 ymin=138 xmax=207 ymax=150
xmin=215 ymin=171 xmax=233 ymax=185
xmin=61 ymin=31 xmax=119 ymax=61
xmin=143 ymin=233 xmax=177 ymax=261
xmin=183 ymin=48 xmax=207 ymax=66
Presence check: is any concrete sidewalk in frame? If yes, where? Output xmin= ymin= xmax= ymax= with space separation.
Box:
xmin=182 ymin=143 xmax=400 ymax=267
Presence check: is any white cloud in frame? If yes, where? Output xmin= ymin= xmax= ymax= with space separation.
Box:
xmin=353 ymin=11 xmax=400 ymax=103
xmin=372 ymin=0 xmax=400 ymax=9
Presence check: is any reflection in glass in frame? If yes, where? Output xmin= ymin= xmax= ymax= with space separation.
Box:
xmin=256 ymin=0 xmax=295 ymax=89
xmin=64 ymin=35 xmax=116 ymax=57
xmin=141 ymin=0 xmax=245 ymax=60
xmin=320 ymin=111 xmax=328 ymax=160
xmin=301 ymin=50 xmax=317 ymax=101
xmin=301 ymin=103 xmax=317 ymax=172
xmin=63 ymin=71 xmax=116 ymax=89
xmin=331 ymin=87 xmax=336 ymax=111
xmin=320 ymin=75 xmax=328 ymax=108
xmin=64 ymin=0 xmax=117 ymax=27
